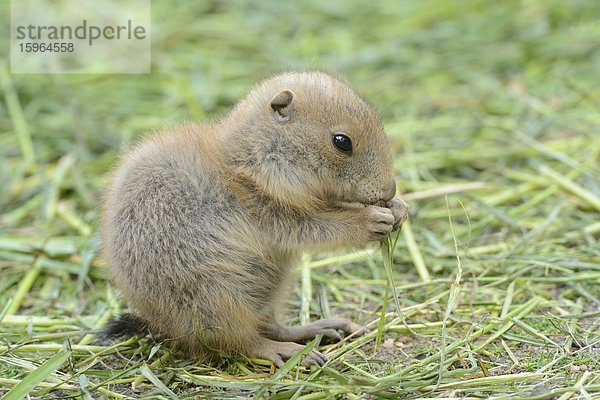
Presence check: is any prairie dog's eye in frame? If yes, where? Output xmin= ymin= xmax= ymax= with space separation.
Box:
xmin=332 ymin=133 xmax=352 ymax=155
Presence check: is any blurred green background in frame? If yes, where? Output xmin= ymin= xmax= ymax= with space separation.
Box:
xmin=2 ymin=0 xmax=598 ymax=170
xmin=2 ymin=0 xmax=598 ymax=255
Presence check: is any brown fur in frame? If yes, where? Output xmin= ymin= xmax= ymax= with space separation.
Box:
xmin=100 ymin=71 xmax=409 ymax=367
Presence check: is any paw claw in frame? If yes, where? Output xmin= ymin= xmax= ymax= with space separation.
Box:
xmin=347 ymin=322 xmax=368 ymax=336
xmin=387 ymin=197 xmax=410 ymax=231
xmin=273 ymin=354 xmax=284 ymax=368
xmin=254 ymin=340 xmax=327 ymax=369
xmin=302 ymin=349 xmax=328 ymax=367
xmin=321 ymin=328 xmax=342 ymax=341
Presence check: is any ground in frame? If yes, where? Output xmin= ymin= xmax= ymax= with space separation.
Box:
xmin=1 ymin=0 xmax=599 ymax=398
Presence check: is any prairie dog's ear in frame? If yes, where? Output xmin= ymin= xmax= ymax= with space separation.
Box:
xmin=270 ymin=89 xmax=295 ymax=122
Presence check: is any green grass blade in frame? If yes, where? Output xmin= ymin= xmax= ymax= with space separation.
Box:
xmin=140 ymin=363 xmax=179 ymax=399
xmin=3 ymin=346 xmax=71 ymax=400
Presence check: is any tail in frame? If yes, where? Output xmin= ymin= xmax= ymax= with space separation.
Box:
xmin=98 ymin=313 xmax=150 ymax=340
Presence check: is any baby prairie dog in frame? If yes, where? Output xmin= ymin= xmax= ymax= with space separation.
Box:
xmin=101 ymin=71 xmax=409 ymax=367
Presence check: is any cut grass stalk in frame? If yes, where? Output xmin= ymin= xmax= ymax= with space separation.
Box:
xmin=131 ymin=349 xmax=174 ymax=389
xmin=397 ymin=134 xmax=592 ymax=171
xmin=5 ymin=258 xmax=42 ymax=316
xmin=509 ymin=319 xmax=562 ymax=349
xmin=0 ymin=236 xmax=85 ymax=256
xmin=0 ymin=378 xmax=77 ymax=395
xmin=56 ymin=203 xmax=92 ymax=236
xmin=401 ymin=182 xmax=487 ymax=202
xmin=387 ymin=320 xmax=449 ymax=334
xmin=500 ymin=280 xmax=516 ymax=318
xmin=500 ymin=205 xmax=562 ymax=258
xmin=0 ymin=194 xmax=42 ymax=226
xmin=308 ymin=249 xmax=376 ymax=269
xmin=1 ymin=315 xmax=93 ymax=327
xmin=375 ymin=272 xmax=390 ymax=348
xmin=556 ymin=370 xmax=591 ymax=400
xmin=140 ymin=363 xmax=179 ymax=399
xmin=43 ymin=153 xmax=77 ymax=221
xmin=3 ymin=346 xmax=71 ymax=400
xmin=417 ymin=372 xmax=545 ymax=392
xmin=435 ymin=195 xmax=465 ymax=388
xmin=300 ymin=254 xmax=312 ymax=325
xmin=500 ymin=339 xmax=521 ymax=369
xmin=515 ymin=129 xmax=583 ymax=170
xmin=539 ymin=164 xmax=600 ymax=212
xmin=473 ymin=297 xmax=543 ymax=352
xmin=378 ymin=230 xmax=419 ymax=343
xmin=0 ymin=62 xmax=34 ymax=166
xmin=401 ymin=219 xmax=430 ymax=282
xmin=0 ymin=343 xmax=121 ymax=355
xmin=0 ymin=250 xmax=81 ymax=275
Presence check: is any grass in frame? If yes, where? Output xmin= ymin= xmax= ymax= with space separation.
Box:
xmin=1 ymin=0 xmax=599 ymax=398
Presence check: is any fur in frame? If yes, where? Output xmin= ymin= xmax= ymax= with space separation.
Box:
xmin=100 ymin=71 xmax=409 ymax=366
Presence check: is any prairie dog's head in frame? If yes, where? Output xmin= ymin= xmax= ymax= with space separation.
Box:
xmin=228 ymin=71 xmax=396 ymax=209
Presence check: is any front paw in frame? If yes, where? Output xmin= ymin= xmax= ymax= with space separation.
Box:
xmin=387 ymin=197 xmax=410 ymax=231
xmin=364 ymin=205 xmax=395 ymax=241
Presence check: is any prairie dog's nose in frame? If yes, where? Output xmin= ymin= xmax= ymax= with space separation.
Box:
xmin=383 ymin=180 xmax=397 ymax=201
